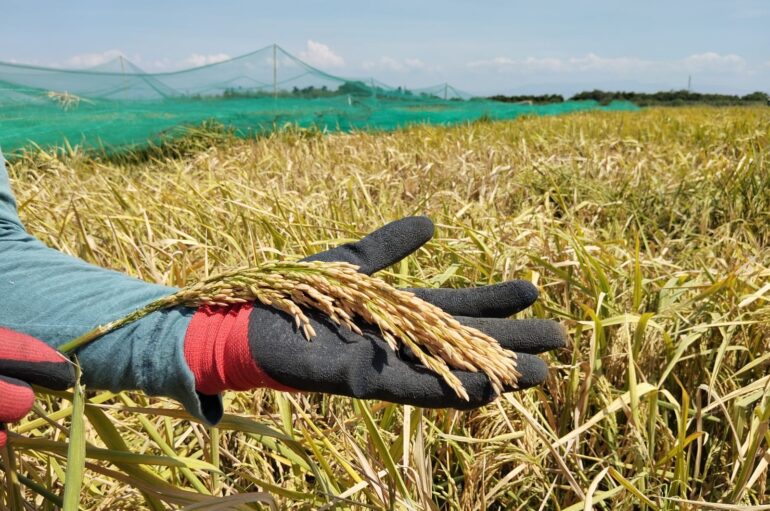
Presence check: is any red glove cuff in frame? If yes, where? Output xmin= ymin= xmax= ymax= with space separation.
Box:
xmin=183 ymin=304 xmax=295 ymax=395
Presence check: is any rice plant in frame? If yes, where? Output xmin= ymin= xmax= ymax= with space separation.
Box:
xmin=2 ymin=106 xmax=769 ymax=510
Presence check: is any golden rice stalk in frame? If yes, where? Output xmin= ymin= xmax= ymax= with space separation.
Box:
xmin=60 ymin=261 xmax=519 ymax=400
xmin=46 ymin=91 xmax=86 ymax=111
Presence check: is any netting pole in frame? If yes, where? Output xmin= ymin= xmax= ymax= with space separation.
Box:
xmin=273 ymin=44 xmax=277 ymax=99
xmin=120 ymin=56 xmax=127 ymax=101
xmin=444 ymin=83 xmax=448 ymax=100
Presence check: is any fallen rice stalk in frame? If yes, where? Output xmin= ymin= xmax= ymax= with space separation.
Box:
xmin=59 ymin=261 xmax=519 ymax=400
xmin=46 ymin=91 xmax=89 ymax=111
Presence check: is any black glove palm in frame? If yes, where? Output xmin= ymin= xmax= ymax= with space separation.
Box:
xmin=247 ymin=217 xmax=566 ymax=408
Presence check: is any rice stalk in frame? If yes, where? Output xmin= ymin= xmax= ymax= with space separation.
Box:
xmin=8 ymin=107 xmax=769 ymax=509
xmin=46 ymin=91 xmax=89 ymax=111
xmin=60 ymin=260 xmax=520 ymax=400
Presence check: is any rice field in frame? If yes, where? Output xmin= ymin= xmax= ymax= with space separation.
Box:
xmin=2 ymin=106 xmax=769 ymax=510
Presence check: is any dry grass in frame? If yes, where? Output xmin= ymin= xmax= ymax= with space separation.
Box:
xmin=2 ymin=106 xmax=769 ymax=510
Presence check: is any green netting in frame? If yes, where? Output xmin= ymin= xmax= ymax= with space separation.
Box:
xmin=0 ymin=45 xmax=638 ymax=153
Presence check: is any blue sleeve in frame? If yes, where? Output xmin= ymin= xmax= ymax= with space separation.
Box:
xmin=0 ymin=150 xmax=222 ymax=426
xmin=0 ymin=152 xmax=23 ymax=230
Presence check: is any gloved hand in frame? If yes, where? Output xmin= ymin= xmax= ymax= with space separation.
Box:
xmin=0 ymin=328 xmax=76 ymax=448
xmin=184 ymin=217 xmax=567 ymax=409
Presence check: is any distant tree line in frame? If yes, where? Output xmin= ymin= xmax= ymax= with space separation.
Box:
xmin=488 ymin=94 xmax=565 ymax=104
xmin=488 ymin=90 xmax=769 ymax=107
xmin=216 ymin=86 xmax=769 ymax=106
xmin=221 ymin=81 xmax=412 ymax=99
xmin=221 ymin=81 xmax=468 ymax=101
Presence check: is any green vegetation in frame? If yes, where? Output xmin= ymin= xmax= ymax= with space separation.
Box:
xmin=489 ymin=90 xmax=770 ymax=107
xmin=489 ymin=89 xmax=770 ymax=106
xmin=571 ymin=89 xmax=769 ymax=106
xmin=2 ymin=107 xmax=769 ymax=509
xmin=488 ymin=94 xmax=566 ymax=104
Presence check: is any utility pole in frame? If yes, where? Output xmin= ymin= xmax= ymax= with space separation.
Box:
xmin=688 ymin=75 xmax=692 ymax=92
xmin=444 ymin=83 xmax=448 ymax=100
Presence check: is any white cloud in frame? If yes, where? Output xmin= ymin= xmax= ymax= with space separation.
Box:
xmin=61 ymin=52 xmax=229 ymax=71
xmin=147 ymin=59 xmax=173 ymax=71
xmin=682 ymin=52 xmax=745 ymax=72
xmin=362 ymin=56 xmax=428 ymax=72
xmin=65 ymin=49 xmax=125 ymax=68
xmin=467 ymin=52 xmax=750 ymax=76
xmin=518 ymin=57 xmax=563 ymax=72
xmin=468 ymin=54 xmax=653 ymax=74
xmin=404 ymin=58 xmax=426 ymax=69
xmin=183 ymin=53 xmax=231 ymax=68
xmin=299 ymin=40 xmax=345 ymax=68
xmin=363 ymin=56 xmax=403 ymax=72
xmin=468 ymin=56 xmax=567 ymax=73
xmin=568 ymin=54 xmax=653 ymax=73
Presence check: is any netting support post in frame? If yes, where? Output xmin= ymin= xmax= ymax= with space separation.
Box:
xmin=444 ymin=83 xmax=448 ymax=100
xmin=120 ymin=56 xmax=127 ymax=101
xmin=273 ymin=44 xmax=277 ymax=99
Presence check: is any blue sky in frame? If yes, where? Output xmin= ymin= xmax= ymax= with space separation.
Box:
xmin=1 ymin=0 xmax=768 ymax=95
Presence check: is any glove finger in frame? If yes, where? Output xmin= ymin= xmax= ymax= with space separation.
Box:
xmin=0 ymin=375 xmax=35 ymax=423
xmin=396 ymin=317 xmax=566 ymax=363
xmin=249 ymin=306 xmax=548 ymax=410
xmin=0 ymin=424 xmax=7 ymax=449
xmin=362 ymin=352 xmax=549 ymax=410
xmin=407 ymin=280 xmax=539 ymax=317
xmin=303 ymin=216 xmax=434 ymax=275
xmin=0 ymin=328 xmax=76 ymax=391
xmin=455 ymin=317 xmax=568 ymax=354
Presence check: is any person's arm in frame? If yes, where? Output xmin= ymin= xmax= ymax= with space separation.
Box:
xmin=0 ymin=152 xmax=26 ymax=231
xmin=0 ymin=151 xmax=220 ymax=424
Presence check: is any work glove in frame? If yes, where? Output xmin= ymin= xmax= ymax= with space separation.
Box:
xmin=184 ymin=217 xmax=567 ymax=409
xmin=0 ymin=328 xmax=76 ymax=448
